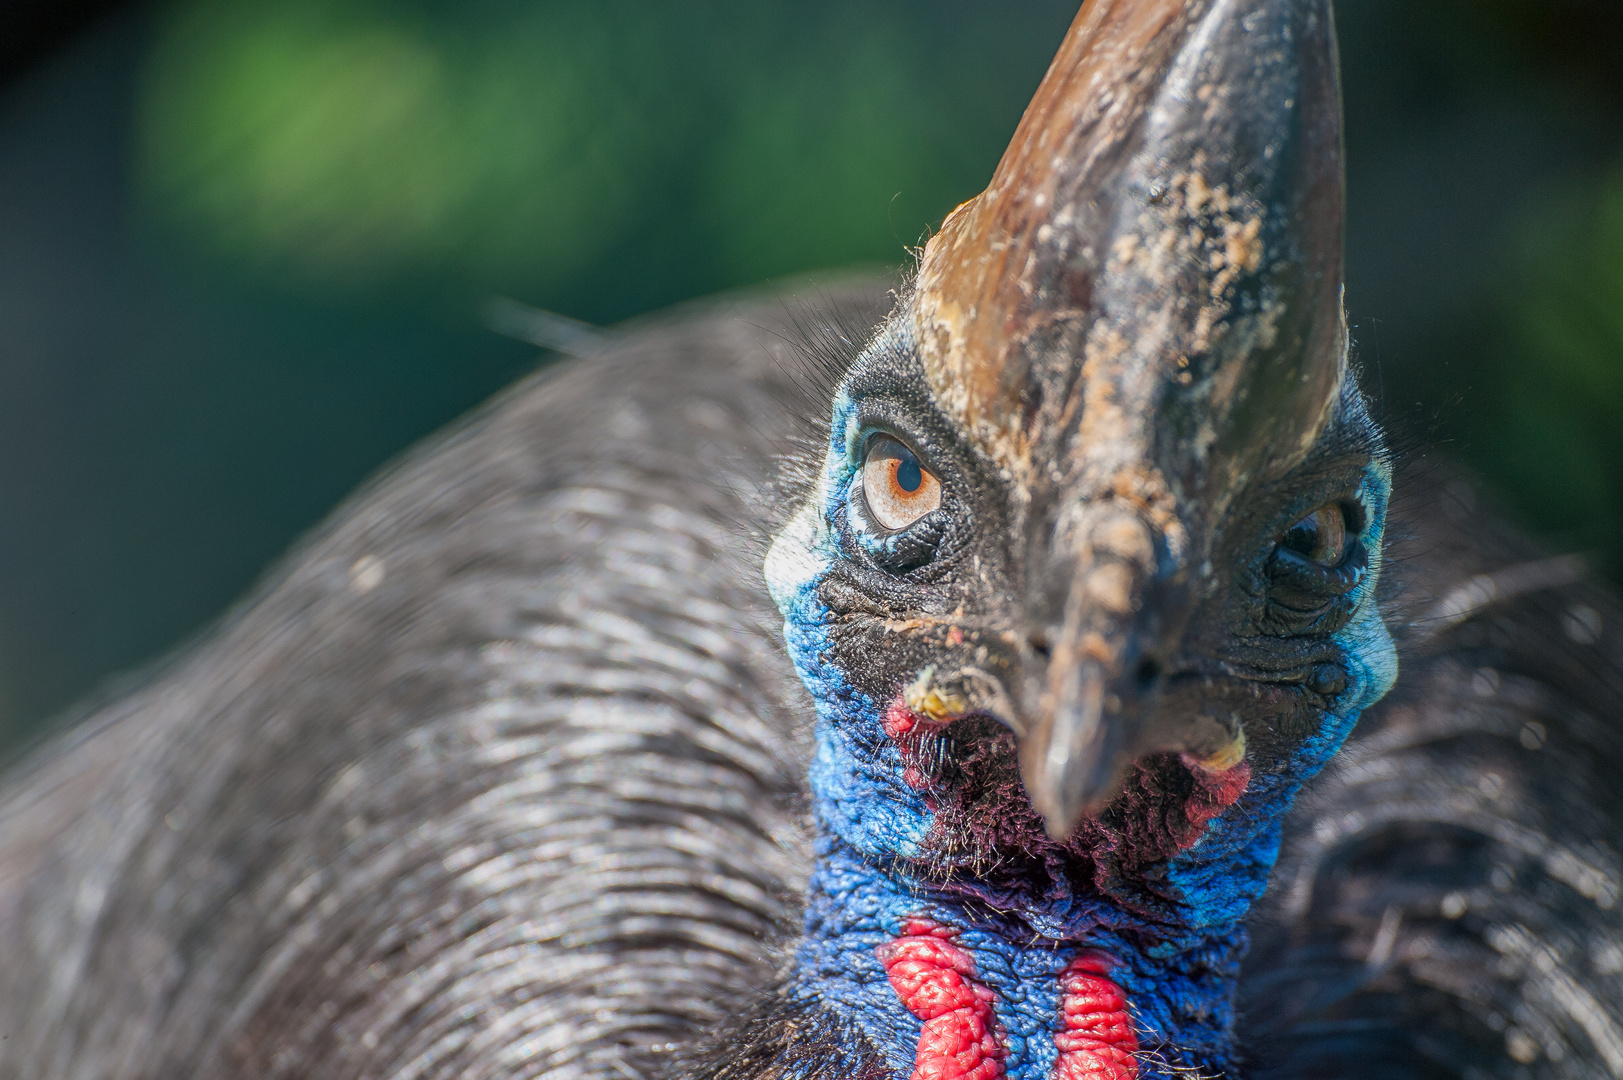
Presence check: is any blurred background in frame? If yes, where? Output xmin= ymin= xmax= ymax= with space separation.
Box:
xmin=2 ymin=0 xmax=1621 ymax=749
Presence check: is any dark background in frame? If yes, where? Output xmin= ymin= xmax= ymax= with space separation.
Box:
xmin=3 ymin=0 xmax=1621 ymax=748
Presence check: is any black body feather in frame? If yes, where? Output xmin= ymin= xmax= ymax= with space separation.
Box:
xmin=1242 ymin=474 xmax=1623 ymax=1077
xmin=0 ymin=284 xmax=1617 ymax=1078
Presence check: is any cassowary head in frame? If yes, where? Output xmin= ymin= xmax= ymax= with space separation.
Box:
xmin=768 ymin=0 xmax=1395 ymax=893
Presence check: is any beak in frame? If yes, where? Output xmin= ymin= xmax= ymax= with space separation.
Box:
xmin=910 ymin=0 xmax=1348 ymax=838
xmin=1021 ymin=658 xmax=1130 ymax=838
xmin=1015 ymin=529 xmax=1245 ymax=837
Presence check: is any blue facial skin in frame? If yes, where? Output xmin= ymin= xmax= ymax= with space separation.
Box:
xmin=763 ymin=332 xmax=1397 ymax=1079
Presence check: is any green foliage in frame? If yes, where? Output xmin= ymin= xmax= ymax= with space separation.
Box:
xmin=133 ymin=0 xmax=1623 ymax=570
xmin=138 ymin=0 xmax=1075 ymax=317
xmin=141 ymin=1 xmax=686 ymax=292
xmin=1470 ymin=169 xmax=1623 ymax=569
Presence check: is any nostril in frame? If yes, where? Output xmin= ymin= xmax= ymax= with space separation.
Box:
xmin=1134 ymin=657 xmax=1164 ymax=692
xmin=1029 ymin=633 xmax=1053 ymax=660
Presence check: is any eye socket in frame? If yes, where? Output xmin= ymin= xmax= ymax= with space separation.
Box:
xmin=861 ymin=435 xmax=942 ymax=531
xmin=1280 ymin=503 xmax=1354 ymax=567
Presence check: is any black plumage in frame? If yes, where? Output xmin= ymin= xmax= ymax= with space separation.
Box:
xmin=1243 ymin=479 xmax=1623 ymax=1078
xmin=0 ymin=288 xmax=862 ymax=1078
xmin=2 ymin=282 xmax=1618 ymax=1078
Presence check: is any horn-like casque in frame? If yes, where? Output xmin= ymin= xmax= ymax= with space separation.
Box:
xmin=911 ymin=0 xmax=1348 ymax=835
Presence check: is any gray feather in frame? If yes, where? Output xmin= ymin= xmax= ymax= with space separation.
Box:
xmin=0 ymin=282 xmax=888 ymax=1080
xmin=2 ymin=282 xmax=1620 ymax=1080
xmin=1243 ymin=472 xmax=1623 ymax=1078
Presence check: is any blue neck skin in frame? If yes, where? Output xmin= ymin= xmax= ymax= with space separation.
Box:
xmin=763 ymin=376 xmax=1397 ymax=1078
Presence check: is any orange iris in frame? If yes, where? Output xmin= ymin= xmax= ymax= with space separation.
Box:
xmin=863 ymin=436 xmax=942 ymax=531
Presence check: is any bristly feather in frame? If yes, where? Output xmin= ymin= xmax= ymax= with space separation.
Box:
xmin=0 ymin=283 xmax=1617 ymax=1079
xmin=733 ymin=277 xmax=911 ymax=576
xmin=1238 ymin=462 xmax=1623 ymax=1078
xmin=677 ymin=994 xmax=888 ymax=1080
xmin=0 ymin=284 xmax=889 ymax=1080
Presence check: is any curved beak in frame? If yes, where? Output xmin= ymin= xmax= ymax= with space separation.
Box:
xmin=1015 ymin=539 xmax=1243 ymax=837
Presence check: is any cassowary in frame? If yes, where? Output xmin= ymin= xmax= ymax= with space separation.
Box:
xmin=2 ymin=1 xmax=1620 ymax=1077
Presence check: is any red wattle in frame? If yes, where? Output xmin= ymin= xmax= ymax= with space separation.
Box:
xmin=877 ymin=920 xmax=1006 ymax=1080
xmin=1052 ymin=955 xmax=1138 ymax=1080
xmin=884 ymin=701 xmax=933 ymax=790
xmin=885 ymin=699 xmax=920 ymax=739
xmin=1182 ymin=759 xmax=1251 ymax=836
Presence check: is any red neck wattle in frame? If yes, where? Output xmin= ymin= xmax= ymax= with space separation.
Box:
xmin=1055 ymin=955 xmax=1139 ymax=1080
xmin=877 ymin=922 xmax=1140 ymax=1080
xmin=877 ymin=920 xmax=1005 ymax=1080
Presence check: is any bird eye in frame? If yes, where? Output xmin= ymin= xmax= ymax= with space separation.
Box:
xmin=1280 ymin=503 xmax=1353 ymax=567
xmin=862 ymin=436 xmax=942 ymax=531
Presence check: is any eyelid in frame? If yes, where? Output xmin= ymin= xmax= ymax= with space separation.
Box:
xmin=1341 ymin=498 xmax=1369 ymax=535
xmin=859 ymin=426 xmax=926 ymax=459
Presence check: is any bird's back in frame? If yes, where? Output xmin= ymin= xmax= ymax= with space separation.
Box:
xmin=0 ymin=283 xmax=887 ymax=1080
xmin=1243 ymin=471 xmax=1623 ymax=1077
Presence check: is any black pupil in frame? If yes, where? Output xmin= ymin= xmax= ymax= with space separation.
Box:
xmin=1283 ymin=516 xmax=1319 ymax=557
xmin=896 ymin=456 xmax=923 ymax=493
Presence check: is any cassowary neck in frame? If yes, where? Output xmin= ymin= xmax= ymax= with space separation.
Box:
xmin=768 ymin=480 xmax=1394 ymax=1079
xmin=794 ymin=832 xmax=1251 ymax=1080
xmin=783 ymin=693 xmax=1352 ymax=1080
